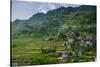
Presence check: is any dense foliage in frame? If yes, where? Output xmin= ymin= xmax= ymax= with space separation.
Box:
xmin=11 ymin=5 xmax=96 ymax=66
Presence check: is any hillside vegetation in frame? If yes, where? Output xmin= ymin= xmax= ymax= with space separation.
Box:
xmin=11 ymin=5 xmax=96 ymax=66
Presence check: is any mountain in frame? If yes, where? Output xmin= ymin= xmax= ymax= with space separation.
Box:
xmin=12 ymin=5 xmax=96 ymax=38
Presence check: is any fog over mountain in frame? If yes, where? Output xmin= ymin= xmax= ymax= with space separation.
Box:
xmin=11 ymin=1 xmax=80 ymax=21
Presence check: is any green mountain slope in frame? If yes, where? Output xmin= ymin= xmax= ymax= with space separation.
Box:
xmin=11 ymin=5 xmax=96 ymax=66
xmin=12 ymin=5 xmax=96 ymax=38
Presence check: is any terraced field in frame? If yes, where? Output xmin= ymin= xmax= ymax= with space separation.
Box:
xmin=12 ymin=37 xmax=96 ymax=66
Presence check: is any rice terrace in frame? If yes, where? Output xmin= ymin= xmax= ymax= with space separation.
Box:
xmin=11 ymin=1 xmax=96 ymax=66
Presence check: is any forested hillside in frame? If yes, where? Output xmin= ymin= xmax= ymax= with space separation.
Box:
xmin=11 ymin=5 xmax=96 ymax=66
xmin=12 ymin=5 xmax=96 ymax=38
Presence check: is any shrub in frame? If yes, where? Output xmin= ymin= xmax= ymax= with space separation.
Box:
xmin=31 ymin=54 xmax=59 ymax=65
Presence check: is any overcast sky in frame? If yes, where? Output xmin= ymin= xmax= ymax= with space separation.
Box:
xmin=11 ymin=1 xmax=80 ymax=21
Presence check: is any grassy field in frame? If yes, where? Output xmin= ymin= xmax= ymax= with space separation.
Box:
xmin=12 ymin=37 xmax=96 ymax=66
xmin=12 ymin=37 xmax=64 ymax=65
